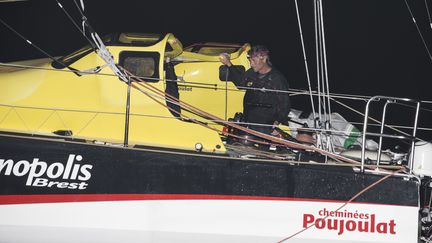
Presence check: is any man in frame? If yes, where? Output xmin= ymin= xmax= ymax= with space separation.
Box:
xmin=220 ymin=45 xmax=291 ymax=134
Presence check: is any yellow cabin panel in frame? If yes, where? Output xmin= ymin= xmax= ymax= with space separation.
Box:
xmin=0 ymin=33 xmax=254 ymax=153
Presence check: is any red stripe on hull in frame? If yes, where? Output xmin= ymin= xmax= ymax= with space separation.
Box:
xmin=0 ymin=194 xmax=343 ymax=205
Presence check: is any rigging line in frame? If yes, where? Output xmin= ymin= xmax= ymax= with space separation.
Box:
xmin=347 ymin=99 xmax=429 ymax=136
xmin=404 ymin=102 xmax=432 ymax=114
xmin=73 ymin=0 xmax=92 ymax=34
xmin=319 ymin=0 xmax=333 ymax=125
xmin=404 ymin=0 xmax=432 ymax=64
xmin=291 ymin=88 xmax=370 ymax=101
xmin=55 ymin=0 xmax=96 ymax=49
xmin=426 ymin=0 xmax=432 ymax=29
xmin=314 ymin=0 xmax=322 ymax=124
xmin=316 ymin=0 xmax=329 ymax=151
xmin=350 ymin=121 xmax=432 ymax=132
xmin=396 ymin=100 xmax=432 ymax=114
xmin=331 ymin=97 xmax=413 ymax=138
xmin=277 ymin=167 xmax=406 ymax=243
xmin=67 ymin=0 xmax=128 ymax=82
xmin=317 ymin=0 xmax=329 ymax=127
xmin=319 ymin=0 xmax=328 ymax=123
xmin=294 ymin=87 xmax=432 ymax=105
xmin=294 ymin=0 xmax=316 ymax=120
xmin=0 ymin=18 xmax=80 ymax=74
xmin=73 ymin=0 xmax=86 ymax=19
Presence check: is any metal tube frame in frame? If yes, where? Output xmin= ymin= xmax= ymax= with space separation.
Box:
xmin=123 ymin=77 xmax=132 ymax=147
xmin=361 ymin=95 xmax=420 ymax=172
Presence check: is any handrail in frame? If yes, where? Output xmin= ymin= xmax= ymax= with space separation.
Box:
xmin=376 ymin=100 xmax=394 ymax=167
xmin=361 ymin=96 xmax=421 ymax=172
xmin=123 ymin=76 xmax=132 ymax=147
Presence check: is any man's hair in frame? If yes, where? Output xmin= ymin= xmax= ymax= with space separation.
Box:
xmin=247 ymin=45 xmax=272 ymax=66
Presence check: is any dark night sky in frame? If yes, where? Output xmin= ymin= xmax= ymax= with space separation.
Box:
xmin=1 ymin=0 xmax=432 ymax=141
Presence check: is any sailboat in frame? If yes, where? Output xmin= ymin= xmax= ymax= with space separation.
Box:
xmin=1 ymin=0 xmax=431 ymax=242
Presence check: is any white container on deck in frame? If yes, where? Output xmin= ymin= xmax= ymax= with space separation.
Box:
xmin=412 ymin=142 xmax=432 ymax=177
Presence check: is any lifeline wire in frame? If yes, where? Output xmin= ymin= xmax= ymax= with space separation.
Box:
xmin=404 ymin=0 xmax=432 ymax=64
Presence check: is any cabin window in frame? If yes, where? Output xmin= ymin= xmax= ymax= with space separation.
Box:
xmin=124 ymin=57 xmax=155 ymax=77
xmin=119 ymin=51 xmax=160 ymax=82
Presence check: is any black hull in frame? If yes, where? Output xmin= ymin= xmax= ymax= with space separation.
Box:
xmin=0 ymin=133 xmax=419 ymax=207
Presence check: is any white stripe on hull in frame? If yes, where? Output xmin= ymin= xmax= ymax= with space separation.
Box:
xmin=0 ymin=200 xmax=419 ymax=243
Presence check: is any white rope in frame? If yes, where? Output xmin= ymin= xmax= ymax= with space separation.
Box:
xmin=90 ymin=32 xmax=128 ymax=82
xmin=294 ymin=0 xmax=316 ymax=120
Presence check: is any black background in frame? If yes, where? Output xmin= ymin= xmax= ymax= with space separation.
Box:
xmin=1 ymin=0 xmax=431 ymax=142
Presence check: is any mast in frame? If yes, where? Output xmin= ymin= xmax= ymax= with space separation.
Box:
xmin=314 ymin=0 xmax=334 ymax=153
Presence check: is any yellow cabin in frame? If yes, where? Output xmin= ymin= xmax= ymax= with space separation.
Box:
xmin=0 ymin=33 xmax=251 ymax=153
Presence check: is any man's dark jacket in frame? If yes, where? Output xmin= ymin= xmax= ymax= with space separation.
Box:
xmin=227 ymin=66 xmax=290 ymax=133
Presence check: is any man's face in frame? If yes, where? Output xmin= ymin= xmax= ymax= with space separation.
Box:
xmin=248 ymin=55 xmax=267 ymax=72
